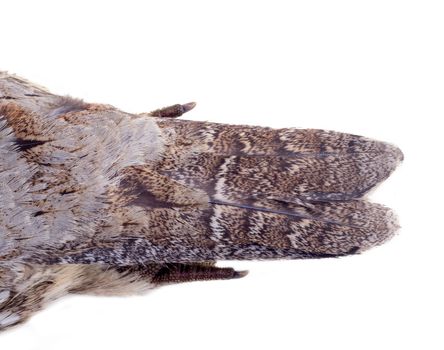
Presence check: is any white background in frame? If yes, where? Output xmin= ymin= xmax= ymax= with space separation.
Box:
xmin=1 ymin=1 xmax=443 ymax=349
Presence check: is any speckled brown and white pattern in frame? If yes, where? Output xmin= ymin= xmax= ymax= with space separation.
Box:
xmin=0 ymin=71 xmax=403 ymax=331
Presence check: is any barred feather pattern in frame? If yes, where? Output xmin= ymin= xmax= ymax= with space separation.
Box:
xmin=0 ymin=71 xmax=403 ymax=331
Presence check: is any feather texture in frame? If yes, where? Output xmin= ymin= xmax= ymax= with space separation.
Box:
xmin=0 ymin=71 xmax=402 ymax=331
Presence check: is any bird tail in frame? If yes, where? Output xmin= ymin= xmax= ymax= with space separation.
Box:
xmin=148 ymin=118 xmax=403 ymax=261
xmin=47 ymin=118 xmax=403 ymax=264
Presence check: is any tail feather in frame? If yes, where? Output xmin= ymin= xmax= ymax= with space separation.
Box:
xmin=207 ymin=200 xmax=398 ymax=258
xmin=51 ymin=199 xmax=398 ymax=264
xmin=156 ymin=118 xmax=400 ymax=157
xmin=156 ymin=119 xmax=403 ymax=201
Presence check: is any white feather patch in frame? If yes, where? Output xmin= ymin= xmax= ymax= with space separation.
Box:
xmin=0 ymin=290 xmax=10 ymax=305
xmin=0 ymin=311 xmax=20 ymax=328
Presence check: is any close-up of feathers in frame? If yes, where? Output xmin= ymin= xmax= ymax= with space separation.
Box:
xmin=0 ymin=71 xmax=403 ymax=331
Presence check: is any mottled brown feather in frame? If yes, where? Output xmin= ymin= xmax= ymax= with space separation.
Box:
xmin=0 ymin=71 xmax=403 ymax=331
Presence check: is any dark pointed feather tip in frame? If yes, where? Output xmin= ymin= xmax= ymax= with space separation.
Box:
xmin=233 ymin=270 xmax=249 ymax=279
xmin=182 ymin=102 xmax=197 ymax=113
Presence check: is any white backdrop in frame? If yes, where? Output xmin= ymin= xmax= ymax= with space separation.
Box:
xmin=1 ymin=1 xmax=443 ymax=349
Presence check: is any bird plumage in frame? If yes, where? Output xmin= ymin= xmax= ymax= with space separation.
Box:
xmin=0 ymin=71 xmax=402 ymax=331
